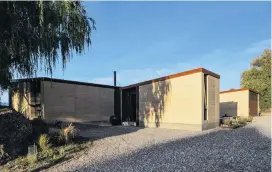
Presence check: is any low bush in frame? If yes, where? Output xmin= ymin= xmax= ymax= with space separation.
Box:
xmin=38 ymin=134 xmax=51 ymax=151
xmin=27 ymin=153 xmax=37 ymax=164
xmin=0 ymin=112 xmax=32 ymax=162
xmin=237 ymin=117 xmax=247 ymax=125
xmin=40 ymin=148 xmax=54 ymax=159
xmin=51 ymin=154 xmax=64 ymax=162
xmin=58 ymin=147 xmax=65 ymax=156
xmin=223 ymin=120 xmax=232 ymax=126
xmin=57 ymin=123 xmax=78 ymax=145
xmin=247 ymin=116 xmax=253 ymax=122
xmin=0 ymin=144 xmax=9 ymax=165
xmin=30 ymin=118 xmax=49 ymax=141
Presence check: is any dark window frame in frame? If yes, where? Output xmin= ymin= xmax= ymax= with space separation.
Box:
xmin=204 ymin=74 xmax=208 ymax=121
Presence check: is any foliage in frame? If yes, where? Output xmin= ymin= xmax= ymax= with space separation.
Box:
xmin=38 ymin=134 xmax=51 ymax=151
xmin=51 ymin=154 xmax=65 ymax=162
xmin=0 ymin=141 xmax=88 ymax=171
xmin=0 ymin=145 xmax=9 ymax=165
xmin=236 ymin=117 xmax=247 ymax=125
xmin=246 ymin=116 xmax=253 ymax=122
xmin=57 ymin=123 xmax=78 ymax=144
xmin=223 ymin=120 xmax=232 ymax=126
xmin=0 ymin=1 xmax=95 ymax=91
xmin=241 ymin=49 xmax=271 ymax=111
xmin=59 ymin=147 xmax=65 ymax=156
xmin=27 ymin=153 xmax=37 ymax=164
xmin=30 ymin=118 xmax=49 ymax=141
xmin=40 ymin=148 xmax=54 ymax=159
xmin=0 ymin=112 xmax=32 ymax=161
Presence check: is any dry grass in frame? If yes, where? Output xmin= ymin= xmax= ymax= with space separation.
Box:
xmin=236 ymin=117 xmax=247 ymax=125
xmin=58 ymin=123 xmax=79 ymax=144
xmin=246 ymin=116 xmax=253 ymax=122
xmin=223 ymin=120 xmax=233 ymax=126
xmin=0 ymin=122 xmax=86 ymax=172
xmin=27 ymin=153 xmax=37 ymax=164
xmin=38 ymin=134 xmax=51 ymax=151
xmin=0 ymin=143 xmax=87 ymax=172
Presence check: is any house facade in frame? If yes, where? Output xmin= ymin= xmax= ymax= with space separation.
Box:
xmin=220 ymin=88 xmax=259 ymax=117
xmin=10 ymin=78 xmax=119 ymax=124
xmin=10 ymin=67 xmax=220 ymax=131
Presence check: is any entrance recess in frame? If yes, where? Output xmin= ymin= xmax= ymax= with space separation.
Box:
xmin=121 ymin=87 xmax=139 ymax=126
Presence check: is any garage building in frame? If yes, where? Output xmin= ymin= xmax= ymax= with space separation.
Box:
xmin=220 ymin=88 xmax=259 ymax=117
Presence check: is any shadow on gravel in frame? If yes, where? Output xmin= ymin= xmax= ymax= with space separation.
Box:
xmin=32 ymin=156 xmax=74 ymax=172
xmin=49 ymin=122 xmax=143 ymax=143
xmin=74 ymin=124 xmax=143 ymax=142
xmin=77 ymin=127 xmax=271 ymax=172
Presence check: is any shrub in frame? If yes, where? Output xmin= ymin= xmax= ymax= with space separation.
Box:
xmin=57 ymin=123 xmax=78 ymax=144
xmin=59 ymin=147 xmax=65 ymax=156
xmin=223 ymin=120 xmax=232 ymax=126
xmin=30 ymin=118 xmax=49 ymax=141
xmin=27 ymin=153 xmax=37 ymax=164
xmin=38 ymin=134 xmax=51 ymax=151
xmin=0 ymin=112 xmax=32 ymax=161
xmin=51 ymin=154 xmax=64 ymax=162
xmin=237 ymin=117 xmax=247 ymax=125
xmin=40 ymin=148 xmax=54 ymax=159
xmin=247 ymin=116 xmax=253 ymax=122
xmin=55 ymin=121 xmax=63 ymax=129
xmin=0 ymin=144 xmax=9 ymax=165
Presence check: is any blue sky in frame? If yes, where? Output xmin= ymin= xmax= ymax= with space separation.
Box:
xmin=1 ymin=1 xmax=271 ymax=103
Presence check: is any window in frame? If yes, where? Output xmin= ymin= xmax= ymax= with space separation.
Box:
xmin=29 ymin=81 xmax=41 ymax=105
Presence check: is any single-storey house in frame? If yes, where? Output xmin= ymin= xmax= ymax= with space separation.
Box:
xmin=220 ymin=88 xmax=259 ymax=117
xmin=9 ymin=67 xmax=220 ymax=131
xmin=9 ymin=77 xmax=120 ymax=124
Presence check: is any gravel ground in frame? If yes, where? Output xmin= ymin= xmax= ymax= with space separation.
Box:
xmin=246 ymin=115 xmax=271 ymax=138
xmin=46 ymin=117 xmax=271 ymax=172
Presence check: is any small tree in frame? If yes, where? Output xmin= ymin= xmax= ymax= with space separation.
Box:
xmin=241 ymin=49 xmax=271 ymax=111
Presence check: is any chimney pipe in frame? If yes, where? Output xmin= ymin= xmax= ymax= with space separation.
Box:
xmin=114 ymin=71 xmax=116 ymax=86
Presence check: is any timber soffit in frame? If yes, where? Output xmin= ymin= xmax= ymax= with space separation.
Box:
xmin=121 ymin=67 xmax=220 ymax=89
xmin=220 ymin=88 xmax=259 ymax=94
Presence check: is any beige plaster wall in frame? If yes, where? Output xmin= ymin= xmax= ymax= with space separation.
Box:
xmin=220 ymin=90 xmax=249 ymax=117
xmin=139 ymin=72 xmax=204 ymax=131
xmin=11 ymin=91 xmax=32 ymax=118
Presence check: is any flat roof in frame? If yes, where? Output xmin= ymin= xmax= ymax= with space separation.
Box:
xmin=12 ymin=67 xmax=220 ymax=90
xmin=12 ymin=77 xmax=118 ymax=89
xmin=220 ymin=88 xmax=258 ymax=94
xmin=122 ymin=67 xmax=220 ymax=89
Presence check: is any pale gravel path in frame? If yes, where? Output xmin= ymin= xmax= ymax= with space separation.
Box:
xmin=246 ymin=115 xmax=271 ymax=138
xmin=46 ymin=117 xmax=271 ymax=172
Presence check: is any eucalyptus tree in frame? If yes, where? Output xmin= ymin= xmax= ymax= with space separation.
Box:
xmin=241 ymin=49 xmax=271 ymax=111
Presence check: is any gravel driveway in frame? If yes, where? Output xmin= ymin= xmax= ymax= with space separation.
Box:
xmin=46 ymin=116 xmax=271 ymax=172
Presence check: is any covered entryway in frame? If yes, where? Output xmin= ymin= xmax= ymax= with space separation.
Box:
xmin=121 ymin=87 xmax=139 ymax=126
